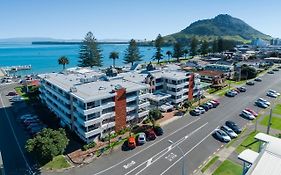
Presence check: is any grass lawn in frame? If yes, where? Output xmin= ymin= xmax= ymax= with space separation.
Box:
xmin=236 ymin=131 xmax=260 ymax=153
xmin=213 ymin=160 xmax=243 ymax=175
xmin=225 ymin=80 xmax=246 ymax=86
xmin=273 ymin=104 xmax=281 ymax=115
xmin=201 ymin=156 xmax=219 ymax=173
xmin=260 ymin=115 xmax=281 ymax=131
xmin=42 ymin=155 xmax=70 ymax=170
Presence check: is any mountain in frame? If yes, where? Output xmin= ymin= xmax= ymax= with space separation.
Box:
xmin=165 ymin=14 xmax=272 ymax=44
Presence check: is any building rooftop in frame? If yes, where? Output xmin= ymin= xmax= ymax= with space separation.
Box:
xmin=148 ymin=70 xmax=190 ymax=80
xmin=39 ymin=68 xmax=148 ymax=102
xmin=197 ymin=70 xmax=224 ymax=77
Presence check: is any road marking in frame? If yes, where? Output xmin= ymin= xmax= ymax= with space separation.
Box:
xmin=123 ymin=161 xmax=136 ymax=169
xmin=146 ymin=158 xmax=152 ymax=167
xmin=165 ymin=153 xmax=177 ymax=162
xmin=93 ymin=117 xmax=201 ymax=175
xmin=130 ymin=123 xmax=208 ymax=175
xmin=160 ymin=127 xmax=218 ymax=175
xmin=0 ymin=93 xmax=32 ymax=173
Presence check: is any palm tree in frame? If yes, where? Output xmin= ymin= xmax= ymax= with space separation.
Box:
xmin=166 ymin=50 xmax=172 ymax=62
xmin=109 ymin=51 xmax=119 ymax=68
xmin=58 ymin=56 xmax=69 ymax=70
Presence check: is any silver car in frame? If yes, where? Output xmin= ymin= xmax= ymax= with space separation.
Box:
xmin=213 ymin=129 xmax=231 ymax=142
xmin=221 ymin=125 xmax=238 ymax=138
xmin=137 ymin=132 xmax=146 ymax=145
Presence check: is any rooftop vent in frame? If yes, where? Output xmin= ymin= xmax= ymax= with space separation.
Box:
xmin=70 ymin=87 xmax=77 ymax=92
xmin=99 ymin=86 xmax=106 ymax=90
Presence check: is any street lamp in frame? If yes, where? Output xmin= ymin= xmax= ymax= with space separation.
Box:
xmin=168 ymin=140 xmax=186 ymax=175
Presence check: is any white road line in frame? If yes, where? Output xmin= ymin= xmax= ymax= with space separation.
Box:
xmin=0 ymin=93 xmax=32 ymax=173
xmin=93 ymin=117 xmax=201 ymax=175
xmin=160 ymin=126 xmax=219 ymax=175
xmin=146 ymin=158 xmax=152 ymax=167
xmin=131 ymin=123 xmax=208 ymax=175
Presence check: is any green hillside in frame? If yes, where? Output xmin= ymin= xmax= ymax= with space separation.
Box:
xmin=164 ymin=14 xmax=271 ymax=44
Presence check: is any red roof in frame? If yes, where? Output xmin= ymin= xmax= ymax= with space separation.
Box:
xmin=197 ymin=70 xmax=224 ymax=77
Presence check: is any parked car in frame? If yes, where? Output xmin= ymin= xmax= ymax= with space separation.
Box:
xmin=137 ymin=132 xmax=146 ymax=145
xmin=206 ymin=102 xmax=214 ymax=108
xmin=257 ymin=98 xmax=270 ymax=106
xmin=10 ymin=95 xmax=24 ymax=102
xmin=195 ymin=107 xmax=205 ymax=114
xmin=127 ymin=136 xmax=136 ymax=149
xmin=29 ymin=126 xmax=46 ymax=135
xmin=225 ymin=121 xmax=242 ymax=134
xmin=268 ymin=89 xmax=280 ymax=96
xmin=273 ymin=68 xmax=279 ymax=71
xmin=7 ymin=91 xmax=17 ymax=96
xmin=237 ymin=86 xmax=246 ymax=92
xmin=225 ymin=90 xmax=237 ymax=97
xmin=254 ymin=78 xmax=262 ymax=82
xmin=213 ymin=129 xmax=231 ymax=142
xmin=20 ymin=115 xmax=38 ymax=122
xmin=246 ymin=81 xmax=255 ymax=86
xmin=26 ymin=123 xmax=45 ymax=130
xmin=241 ymin=110 xmax=255 ymax=120
xmin=200 ymin=104 xmax=209 ymax=111
xmin=245 ymin=108 xmax=258 ymax=117
xmin=19 ymin=114 xmax=33 ymax=120
xmin=268 ymin=71 xmax=274 ymax=74
xmin=267 ymin=91 xmax=278 ymax=98
xmin=220 ymin=125 xmax=238 ymax=138
xmin=255 ymin=101 xmax=268 ymax=108
xmin=209 ymin=100 xmax=219 ymax=107
xmin=153 ymin=126 xmax=164 ymax=136
xmin=24 ymin=120 xmax=41 ymax=127
xmin=23 ymin=118 xmax=40 ymax=124
xmin=145 ymin=129 xmax=156 ymax=141
xmin=190 ymin=109 xmax=201 ymax=116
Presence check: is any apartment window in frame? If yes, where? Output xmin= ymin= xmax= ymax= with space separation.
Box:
xmin=87 ymin=112 xmax=100 ymax=120
xmin=102 ymin=107 xmax=115 ymax=114
xmin=127 ymin=100 xmax=137 ymax=107
xmin=102 ymin=117 xmax=115 ymax=125
xmin=156 ymin=85 xmax=163 ymax=91
xmin=87 ymin=101 xmax=100 ymax=109
xmin=101 ymin=97 xmax=114 ymax=105
xmin=88 ymin=123 xmax=101 ymax=131
xmin=171 ymin=80 xmax=177 ymax=84
xmin=156 ymin=78 xmax=163 ymax=83
xmin=126 ymin=91 xmax=137 ymax=98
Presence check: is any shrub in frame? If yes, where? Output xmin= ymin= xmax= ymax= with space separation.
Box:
xmin=82 ymin=141 xmax=96 ymax=151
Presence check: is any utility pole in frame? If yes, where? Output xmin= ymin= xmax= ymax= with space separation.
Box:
xmin=267 ymin=108 xmax=273 ymax=134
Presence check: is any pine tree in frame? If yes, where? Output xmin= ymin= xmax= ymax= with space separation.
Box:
xmin=124 ymin=39 xmax=142 ymax=66
xmin=190 ymin=37 xmax=198 ymax=56
xmin=153 ymin=34 xmax=164 ymax=64
xmin=173 ymin=42 xmax=183 ymax=62
xmin=78 ymin=31 xmax=103 ymax=67
xmin=200 ymin=40 xmax=209 ymax=55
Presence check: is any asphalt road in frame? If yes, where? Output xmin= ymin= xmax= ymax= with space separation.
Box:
xmin=43 ymin=69 xmax=281 ymax=175
xmin=0 ymin=84 xmax=37 ymax=175
xmin=1 ymin=69 xmax=281 ymax=175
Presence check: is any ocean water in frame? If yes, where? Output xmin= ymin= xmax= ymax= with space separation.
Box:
xmin=0 ymin=43 xmax=172 ymax=75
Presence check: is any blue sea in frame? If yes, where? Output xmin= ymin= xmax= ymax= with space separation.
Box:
xmin=0 ymin=43 xmax=172 ymax=75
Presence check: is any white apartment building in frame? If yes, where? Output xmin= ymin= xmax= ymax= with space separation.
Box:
xmin=38 ymin=68 xmax=150 ymax=143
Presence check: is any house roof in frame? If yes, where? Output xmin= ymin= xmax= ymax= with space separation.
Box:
xmin=197 ymin=70 xmax=224 ymax=77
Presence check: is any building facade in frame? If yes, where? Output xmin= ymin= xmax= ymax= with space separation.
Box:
xmin=38 ymin=68 xmax=150 ymax=143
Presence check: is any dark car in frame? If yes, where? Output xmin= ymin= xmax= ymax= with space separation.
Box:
xmin=225 ymin=121 xmax=242 ymax=134
xmin=246 ymin=81 xmax=255 ymax=86
xmin=255 ymin=101 xmax=268 ymax=108
xmin=237 ymin=86 xmax=246 ymax=92
xmin=200 ymin=104 xmax=209 ymax=111
xmin=7 ymin=91 xmax=17 ymax=96
xmin=273 ymin=68 xmax=279 ymax=71
xmin=145 ymin=129 xmax=156 ymax=141
xmin=254 ymin=78 xmax=262 ymax=82
xmin=268 ymin=71 xmax=274 ymax=74
xmin=153 ymin=126 xmax=164 ymax=136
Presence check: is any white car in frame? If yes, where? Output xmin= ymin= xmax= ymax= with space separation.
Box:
xmin=137 ymin=132 xmax=146 ymax=145
xmin=220 ymin=125 xmax=238 ymax=138
xmin=257 ymin=98 xmax=270 ymax=106
xmin=213 ymin=129 xmax=231 ymax=142
xmin=195 ymin=107 xmax=205 ymax=114
xmin=241 ymin=110 xmax=255 ymax=120
xmin=267 ymin=91 xmax=278 ymax=98
xmin=268 ymin=89 xmax=280 ymax=96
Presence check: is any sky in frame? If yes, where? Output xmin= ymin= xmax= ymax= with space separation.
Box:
xmin=0 ymin=0 xmax=281 ymax=40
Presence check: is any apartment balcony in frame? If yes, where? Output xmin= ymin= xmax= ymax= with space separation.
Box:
xmin=44 ymin=84 xmax=70 ymax=105
xmin=138 ymin=110 xmax=149 ymax=118
xmin=166 ymin=82 xmax=188 ymax=89
xmin=138 ymin=101 xmax=150 ymax=109
xmin=74 ymin=112 xmax=103 ymax=127
xmin=45 ymin=99 xmax=71 ymax=124
xmin=84 ymin=127 xmax=102 ymax=139
xmin=173 ymin=95 xmax=188 ymax=104
xmin=126 ymin=105 xmax=138 ymax=112
xmin=139 ymin=93 xmax=150 ymax=99
xmin=101 ymin=122 xmax=115 ymax=130
xmin=101 ymin=112 xmax=115 ymax=120
xmin=45 ymin=93 xmax=70 ymax=114
xmin=126 ymin=96 xmax=138 ymax=102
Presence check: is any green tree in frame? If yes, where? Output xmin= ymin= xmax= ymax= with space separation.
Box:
xmin=149 ymin=109 xmax=162 ymax=122
xmin=200 ymin=40 xmax=209 ymax=55
xmin=173 ymin=42 xmax=183 ymax=62
xmin=183 ymin=49 xmax=189 ymax=59
xmin=153 ymin=34 xmax=164 ymax=64
xmin=166 ymin=50 xmax=172 ymax=62
xmin=25 ymin=128 xmax=69 ymax=163
xmin=241 ymin=64 xmax=257 ymax=79
xmin=190 ymin=37 xmax=198 ymax=56
xmin=217 ymin=37 xmax=224 ymax=53
xmin=78 ymin=31 xmax=103 ymax=67
xmin=124 ymin=39 xmax=143 ymax=66
xmin=58 ymin=56 xmax=69 ymax=70
xmin=109 ymin=51 xmax=119 ymax=68
xmin=212 ymin=39 xmax=218 ymax=53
